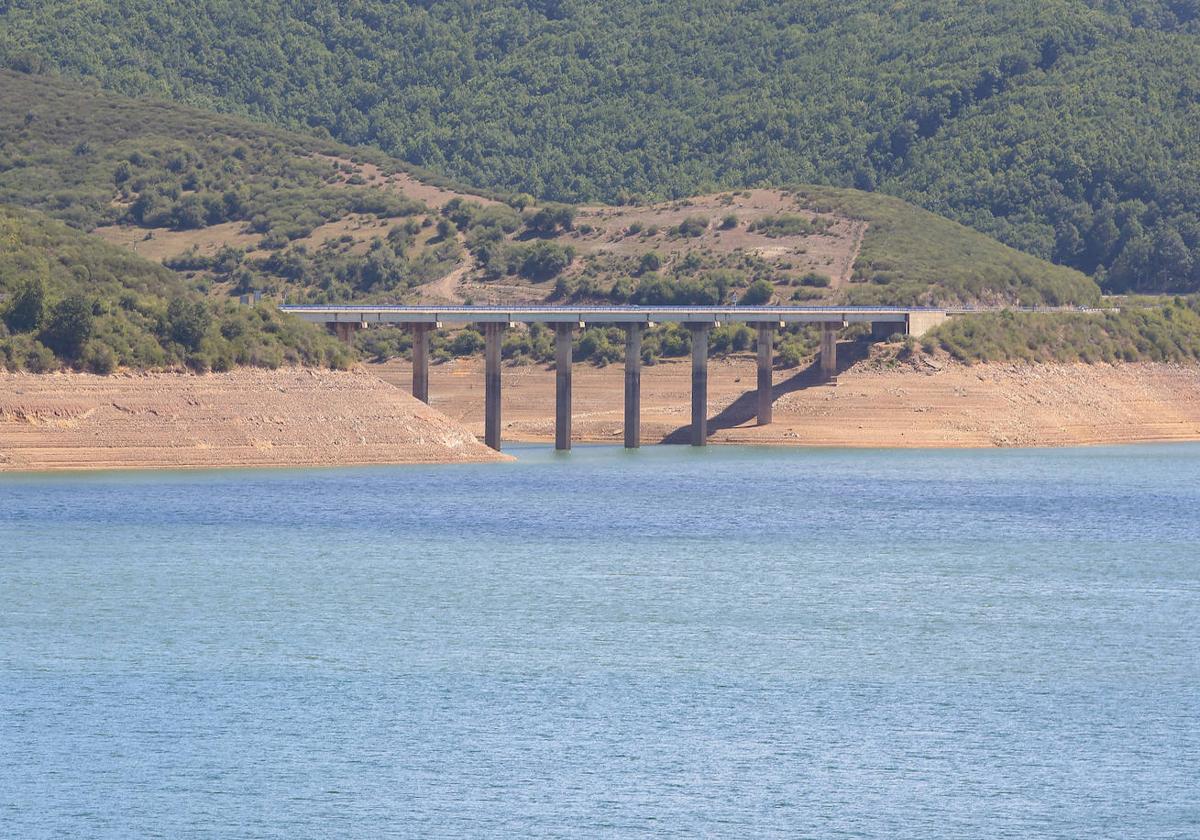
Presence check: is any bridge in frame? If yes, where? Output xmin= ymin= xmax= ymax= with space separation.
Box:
xmin=280 ymin=305 xmax=958 ymax=451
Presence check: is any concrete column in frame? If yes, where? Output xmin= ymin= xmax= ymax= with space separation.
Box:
xmin=624 ymin=324 xmax=643 ymax=449
xmin=483 ymin=322 xmax=505 ymax=451
xmin=411 ymin=324 xmax=430 ymax=404
xmin=331 ymin=322 xmax=360 ymax=345
xmin=756 ymin=324 xmax=775 ymax=426
xmin=554 ymin=323 xmax=574 ymax=451
xmin=689 ymin=324 xmax=711 ymax=446
xmin=820 ymin=322 xmax=838 ymax=382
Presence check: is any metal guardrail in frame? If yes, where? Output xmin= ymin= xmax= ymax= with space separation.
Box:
xmin=278 ymin=303 xmax=1117 ymax=325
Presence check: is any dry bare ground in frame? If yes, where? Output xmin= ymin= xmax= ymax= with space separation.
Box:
xmin=376 ymin=350 xmax=1200 ymax=449
xmin=0 ymin=369 xmax=508 ymax=471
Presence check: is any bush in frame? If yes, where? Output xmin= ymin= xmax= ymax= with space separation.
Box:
xmin=800 ymin=272 xmax=832 ymax=287
xmin=525 ymin=204 xmax=575 ymax=235
xmin=739 ymin=279 xmax=773 ymax=305
xmin=637 ymin=251 xmax=662 ymax=274
xmin=3 ymin=275 xmax=46 ymax=333
xmin=40 ymin=294 xmax=94 ymax=359
xmin=519 ymin=242 xmax=574 ymax=281
xmin=83 ymin=341 xmax=117 ymax=374
xmin=167 ymin=298 xmax=212 ymax=351
xmin=448 ymin=328 xmax=485 ymax=355
xmin=675 ymin=216 xmax=708 ymax=237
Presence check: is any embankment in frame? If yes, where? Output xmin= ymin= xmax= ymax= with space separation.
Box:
xmin=0 ymin=369 xmax=508 ymax=471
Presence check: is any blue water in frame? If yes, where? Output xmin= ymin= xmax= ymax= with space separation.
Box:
xmin=2 ymin=444 xmax=1198 ymax=838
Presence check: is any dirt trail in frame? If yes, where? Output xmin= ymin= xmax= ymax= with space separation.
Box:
xmin=416 ymin=238 xmax=475 ymax=304
xmin=375 ymin=352 xmax=1200 ymax=448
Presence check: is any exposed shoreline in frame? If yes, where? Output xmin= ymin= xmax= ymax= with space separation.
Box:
xmin=0 ymin=369 xmax=509 ymax=473
xmin=3 ymin=357 xmax=1198 ymax=473
xmin=376 ymin=352 xmax=1200 ymax=450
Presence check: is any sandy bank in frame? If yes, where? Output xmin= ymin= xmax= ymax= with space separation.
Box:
xmin=375 ymin=353 xmax=1200 ymax=448
xmin=0 ymin=369 xmax=508 ymax=472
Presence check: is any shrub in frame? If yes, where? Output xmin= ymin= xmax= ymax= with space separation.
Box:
xmin=519 ymin=242 xmax=574 ymax=281
xmin=3 ymin=275 xmax=46 ymax=333
xmin=167 ymin=298 xmax=212 ymax=351
xmin=739 ymin=279 xmax=773 ymax=305
xmin=448 ymin=328 xmax=485 ymax=355
xmin=675 ymin=216 xmax=709 ymax=237
xmin=40 ymin=294 xmax=94 ymax=359
xmin=83 ymin=341 xmax=117 ymax=374
xmin=637 ymin=251 xmax=662 ymax=274
xmin=800 ymin=272 xmax=832 ymax=287
xmin=525 ymin=204 xmax=575 ymax=235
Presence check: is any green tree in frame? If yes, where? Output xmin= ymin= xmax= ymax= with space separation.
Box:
xmin=4 ymin=275 xmax=46 ymax=333
xmin=740 ymin=279 xmax=773 ymax=305
xmin=167 ymin=297 xmax=212 ymax=350
xmin=520 ymin=242 xmax=574 ymax=281
xmin=40 ymin=294 xmax=94 ymax=359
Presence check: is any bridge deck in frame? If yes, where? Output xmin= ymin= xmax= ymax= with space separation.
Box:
xmin=279 ymin=305 xmax=935 ymax=325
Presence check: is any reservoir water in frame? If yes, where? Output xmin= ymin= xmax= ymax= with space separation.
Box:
xmin=2 ymin=444 xmax=1198 ymax=838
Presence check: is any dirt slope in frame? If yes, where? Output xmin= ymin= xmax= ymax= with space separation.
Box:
xmin=375 ymin=351 xmax=1200 ymax=448
xmin=0 ymin=369 xmax=508 ymax=471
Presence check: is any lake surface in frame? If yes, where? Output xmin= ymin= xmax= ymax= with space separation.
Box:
xmin=2 ymin=444 xmax=1198 ymax=838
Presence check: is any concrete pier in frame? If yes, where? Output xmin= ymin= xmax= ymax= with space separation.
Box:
xmin=332 ymin=322 xmax=361 ymax=345
xmin=483 ymin=323 xmax=505 ymax=451
xmin=689 ymin=324 xmax=710 ymax=446
xmin=411 ymin=323 xmax=431 ymax=404
xmin=554 ymin=323 xmax=574 ymax=451
xmin=624 ymin=324 xmax=642 ymax=449
xmin=756 ymin=324 xmax=775 ymax=425
xmin=820 ymin=322 xmax=840 ymax=382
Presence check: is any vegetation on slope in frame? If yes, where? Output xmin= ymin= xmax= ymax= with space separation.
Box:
xmin=0 ymin=205 xmax=351 ymax=372
xmin=0 ymin=71 xmax=475 ymax=303
xmin=924 ymin=299 xmax=1200 ymax=364
xmin=0 ymin=72 xmax=1100 ymax=309
xmin=794 ymin=188 xmax=1098 ymax=306
xmin=4 ymin=0 xmax=1199 ymax=292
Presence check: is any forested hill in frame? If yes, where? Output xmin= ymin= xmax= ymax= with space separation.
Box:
xmin=2 ymin=1 xmax=1199 ymax=294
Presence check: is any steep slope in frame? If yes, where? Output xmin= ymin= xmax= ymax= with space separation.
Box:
xmin=2 ymin=1 xmax=1197 ymax=290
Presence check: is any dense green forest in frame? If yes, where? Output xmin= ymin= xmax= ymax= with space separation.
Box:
xmin=3 ymin=0 xmax=1198 ymax=293
xmin=0 ymin=205 xmax=351 ymax=372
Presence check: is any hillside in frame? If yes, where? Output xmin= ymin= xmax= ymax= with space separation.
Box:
xmin=0 ymin=204 xmax=350 ymax=372
xmin=2 ymin=1 xmax=1198 ymax=293
xmin=0 ymin=71 xmax=1098 ymax=315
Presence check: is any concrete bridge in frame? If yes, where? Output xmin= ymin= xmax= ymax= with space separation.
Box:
xmin=280 ymin=305 xmax=954 ymax=451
